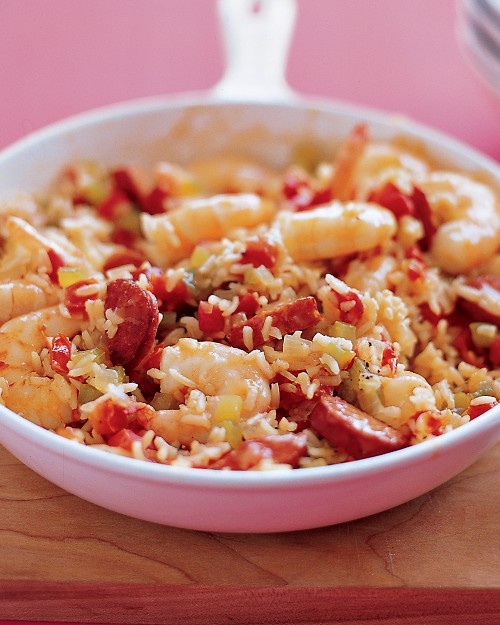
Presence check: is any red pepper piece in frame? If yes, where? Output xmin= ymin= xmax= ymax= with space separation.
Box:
xmin=50 ymin=334 xmax=72 ymax=375
xmin=241 ymin=236 xmax=278 ymax=268
xmin=198 ymin=300 xmax=225 ymax=334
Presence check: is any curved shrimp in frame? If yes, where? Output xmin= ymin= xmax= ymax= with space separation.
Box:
xmin=417 ymin=172 xmax=500 ymax=274
xmin=0 ymin=305 xmax=87 ymax=380
xmin=0 ymin=216 xmax=91 ymax=280
xmin=353 ymin=141 xmax=430 ymax=199
xmin=3 ymin=374 xmax=77 ymax=431
xmin=0 ymin=305 xmax=91 ymax=428
xmin=0 ymin=279 xmax=62 ymax=324
xmin=279 ymin=201 xmax=397 ymax=262
xmin=138 ymin=338 xmax=274 ymax=448
xmin=158 ymin=338 xmax=273 ymax=417
xmin=140 ymin=193 xmax=275 ymax=266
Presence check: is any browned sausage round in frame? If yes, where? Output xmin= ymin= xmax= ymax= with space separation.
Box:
xmin=104 ymin=278 xmax=159 ymax=369
xmin=310 ymin=396 xmax=409 ymax=460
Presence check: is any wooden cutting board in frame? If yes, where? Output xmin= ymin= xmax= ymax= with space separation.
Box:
xmin=0 ymin=442 xmax=498 ymax=624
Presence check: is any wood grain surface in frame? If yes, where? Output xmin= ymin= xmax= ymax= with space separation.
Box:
xmin=0 ymin=442 xmax=498 ymax=623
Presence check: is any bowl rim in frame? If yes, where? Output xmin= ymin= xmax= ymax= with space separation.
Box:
xmin=1 ymin=93 xmax=499 ymax=176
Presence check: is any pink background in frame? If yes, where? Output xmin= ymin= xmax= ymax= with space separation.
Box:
xmin=1 ymin=0 xmax=499 ymax=160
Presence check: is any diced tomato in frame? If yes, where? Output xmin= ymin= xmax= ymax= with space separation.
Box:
xmin=97 ymin=187 xmax=131 ymax=221
xmin=110 ymin=228 xmax=140 ymax=248
xmin=241 ymin=236 xmax=278 ymax=268
xmin=406 ymin=258 xmax=426 ymax=281
xmin=64 ymin=279 xmax=99 ymax=315
xmin=381 ymin=344 xmax=398 ymax=374
xmin=50 ymin=334 xmax=72 ymax=375
xmin=453 ymin=327 xmax=486 ymax=368
xmin=469 ymin=399 xmax=498 ymax=420
xmin=146 ymin=269 xmax=190 ymax=311
xmin=107 ymin=428 xmax=143 ymax=451
xmin=419 ymin=303 xmax=444 ymax=326
xmin=88 ymin=399 xmax=131 ymax=436
xmin=336 ymin=290 xmax=364 ymax=326
xmin=141 ymin=186 xmax=169 ymax=215
xmin=489 ymin=336 xmax=500 ymax=366
xmin=282 ymin=167 xmax=332 ymax=211
xmin=411 ymin=186 xmax=436 ymax=251
xmin=47 ymin=249 xmax=67 ymax=284
xmin=369 ymin=182 xmax=414 ymax=219
xmin=112 ymin=166 xmax=149 ymax=203
xmin=198 ymin=300 xmax=225 ymax=334
xmin=235 ymin=292 xmax=260 ymax=317
xmin=112 ymin=166 xmax=168 ymax=214
xmin=102 ymin=249 xmax=146 ymax=272
xmin=370 ymin=184 xmax=436 ymax=251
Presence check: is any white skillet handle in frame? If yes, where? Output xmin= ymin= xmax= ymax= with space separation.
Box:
xmin=212 ymin=0 xmax=298 ymax=101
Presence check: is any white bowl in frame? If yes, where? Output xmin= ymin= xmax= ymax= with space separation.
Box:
xmin=0 ymin=95 xmax=499 ymax=532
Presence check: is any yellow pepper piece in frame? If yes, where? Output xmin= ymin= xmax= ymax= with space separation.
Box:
xmin=57 ymin=267 xmax=90 ymax=288
xmin=213 ymin=395 xmax=243 ymax=424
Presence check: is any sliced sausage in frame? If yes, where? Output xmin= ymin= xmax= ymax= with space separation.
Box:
xmin=228 ymin=296 xmax=321 ymax=350
xmin=310 ymin=396 xmax=409 ymax=460
xmin=210 ymin=433 xmax=307 ymax=470
xmin=105 ymin=278 xmax=159 ymax=368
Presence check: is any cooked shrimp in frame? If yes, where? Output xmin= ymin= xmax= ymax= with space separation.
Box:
xmin=279 ymin=201 xmax=397 ymax=262
xmin=3 ymin=374 xmax=77 ymax=430
xmin=0 ymin=216 xmax=91 ymax=280
xmin=329 ymin=122 xmax=369 ymax=201
xmin=0 ymin=305 xmax=91 ymax=429
xmin=354 ymin=141 xmax=430 ymax=199
xmin=0 ymin=279 xmax=62 ymax=324
xmin=158 ymin=337 xmax=273 ymax=417
xmin=417 ymin=172 xmax=500 ymax=274
xmin=0 ymin=305 xmax=88 ymax=382
xmin=141 ymin=193 xmax=276 ymax=266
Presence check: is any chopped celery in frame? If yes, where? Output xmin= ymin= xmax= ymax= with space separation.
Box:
xmin=151 ymin=392 xmax=177 ymax=411
xmin=69 ymin=348 xmax=105 ymax=370
xmin=327 ymin=321 xmax=356 ymax=341
xmin=114 ymin=207 xmax=141 ymax=234
xmin=78 ymin=384 xmax=103 ymax=406
xmin=346 ymin=357 xmax=365 ymax=391
xmin=220 ymin=420 xmax=243 ymax=448
xmin=323 ymin=342 xmax=355 ymax=369
xmin=189 ymin=245 xmax=211 ymax=269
